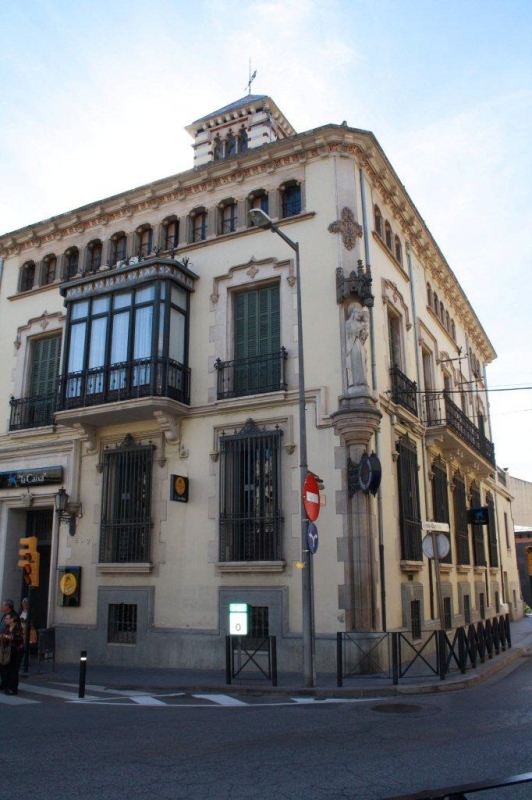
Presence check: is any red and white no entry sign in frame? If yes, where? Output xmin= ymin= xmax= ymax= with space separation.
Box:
xmin=303 ymin=473 xmax=320 ymax=522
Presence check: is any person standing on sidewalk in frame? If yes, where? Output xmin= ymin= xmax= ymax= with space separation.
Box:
xmin=1 ymin=613 xmax=24 ymax=695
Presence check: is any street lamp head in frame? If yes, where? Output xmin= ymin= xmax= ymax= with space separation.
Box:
xmin=249 ymin=208 xmax=273 ymax=229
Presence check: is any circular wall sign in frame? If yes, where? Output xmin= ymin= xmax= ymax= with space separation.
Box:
xmin=59 ymin=572 xmax=78 ymax=596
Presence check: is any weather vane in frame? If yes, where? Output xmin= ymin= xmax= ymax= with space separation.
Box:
xmin=246 ymin=59 xmax=257 ymax=95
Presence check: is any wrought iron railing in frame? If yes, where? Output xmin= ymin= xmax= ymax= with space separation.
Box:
xmin=99 ymin=520 xmax=151 ymax=563
xmin=219 ymin=513 xmax=283 ymax=561
xmin=57 ymin=356 xmax=190 ymax=410
xmin=422 ymin=392 xmax=495 ymax=465
xmin=390 ymin=366 xmax=418 ymax=416
xmin=336 ymin=614 xmax=511 ymax=686
xmin=9 ymin=393 xmax=56 ymax=430
xmin=215 ymin=349 xmax=287 ymax=400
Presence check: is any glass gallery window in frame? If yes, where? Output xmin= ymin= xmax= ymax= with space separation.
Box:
xmin=59 ymin=275 xmax=191 ymax=408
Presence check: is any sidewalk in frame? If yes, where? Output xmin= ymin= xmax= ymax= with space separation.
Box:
xmin=21 ymin=617 xmax=532 ymax=699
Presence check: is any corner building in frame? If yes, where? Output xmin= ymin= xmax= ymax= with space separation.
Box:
xmin=0 ymin=95 xmax=522 ymax=670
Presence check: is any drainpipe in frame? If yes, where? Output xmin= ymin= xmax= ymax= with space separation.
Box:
xmin=406 ymin=244 xmax=437 ymax=620
xmin=359 ymin=167 xmax=386 ymax=630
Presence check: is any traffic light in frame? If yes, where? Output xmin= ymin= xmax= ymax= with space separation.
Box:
xmin=18 ymin=536 xmax=40 ymax=587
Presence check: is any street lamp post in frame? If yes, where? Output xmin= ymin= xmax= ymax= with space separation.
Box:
xmin=249 ymin=208 xmax=315 ymax=687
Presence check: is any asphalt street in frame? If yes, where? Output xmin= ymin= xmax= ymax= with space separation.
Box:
xmin=1 ymin=651 xmax=531 ymax=799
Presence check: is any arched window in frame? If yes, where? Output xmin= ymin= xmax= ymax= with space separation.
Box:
xmin=445 ymin=311 xmax=450 ymax=331
xmin=374 ymin=205 xmax=382 ymax=237
xmin=451 ymin=319 xmax=456 ymax=340
xmin=86 ymin=240 xmax=102 ymax=273
xmin=190 ymin=208 xmax=207 ymax=242
xmin=111 ymin=232 xmax=127 ymax=264
xmin=63 ymin=248 xmax=79 ymax=280
xmin=19 ymin=261 xmax=36 ymax=292
xmin=248 ymin=190 xmax=269 ymax=222
xmin=433 ymin=291 xmax=439 ymax=315
xmin=426 ymin=283 xmax=432 ymax=306
xmin=394 ymin=235 xmax=402 ymax=264
xmin=384 ymin=221 xmax=393 ymax=250
xmin=439 ymin=301 xmax=445 ymax=321
xmin=163 ymin=217 xmax=179 ymax=251
xmin=281 ymin=181 xmax=301 ymax=218
xmin=225 ymin=130 xmax=237 ymax=158
xmin=220 ymin=200 xmax=237 ymax=234
xmin=41 ymin=254 xmax=57 ymax=286
xmin=137 ymin=225 xmax=153 ymax=258
xmin=238 ymin=126 xmax=248 ymax=154
xmin=213 ymin=135 xmax=223 ymax=161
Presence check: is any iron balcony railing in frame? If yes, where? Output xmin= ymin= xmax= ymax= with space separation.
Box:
xmin=390 ymin=366 xmax=418 ymax=416
xmin=100 ymin=520 xmax=151 ymax=564
xmin=219 ymin=513 xmax=283 ymax=562
xmin=9 ymin=393 xmax=56 ymax=430
xmin=57 ymin=356 xmax=191 ymax=411
xmin=215 ymin=349 xmax=287 ymax=400
xmin=422 ymin=392 xmax=495 ymax=465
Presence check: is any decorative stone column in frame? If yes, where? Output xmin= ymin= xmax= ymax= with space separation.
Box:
xmin=332 ymin=263 xmax=381 ymax=632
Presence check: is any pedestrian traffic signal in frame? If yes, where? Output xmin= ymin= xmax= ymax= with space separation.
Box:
xmin=18 ymin=536 xmax=40 ymax=587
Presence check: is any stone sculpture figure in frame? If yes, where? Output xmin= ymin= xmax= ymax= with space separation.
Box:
xmin=345 ymin=303 xmax=369 ymax=391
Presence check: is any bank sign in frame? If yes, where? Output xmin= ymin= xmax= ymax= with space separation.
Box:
xmin=0 ymin=466 xmax=63 ymax=489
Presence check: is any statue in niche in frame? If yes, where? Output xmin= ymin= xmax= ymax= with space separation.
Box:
xmin=345 ymin=303 xmax=369 ymax=391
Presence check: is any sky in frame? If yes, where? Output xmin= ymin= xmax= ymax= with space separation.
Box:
xmin=1 ymin=0 xmax=531 ymax=481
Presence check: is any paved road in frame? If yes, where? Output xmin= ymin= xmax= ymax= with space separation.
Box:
xmin=2 ymin=654 xmax=531 ymax=799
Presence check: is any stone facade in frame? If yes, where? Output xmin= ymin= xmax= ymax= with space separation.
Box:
xmin=0 ymin=95 xmax=522 ymax=671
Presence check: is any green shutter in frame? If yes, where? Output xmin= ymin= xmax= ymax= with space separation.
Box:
xmin=29 ymin=336 xmax=61 ymax=397
xmin=234 ymin=286 xmax=280 ymax=358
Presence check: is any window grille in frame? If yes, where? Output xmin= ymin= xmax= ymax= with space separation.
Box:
xmin=471 ymin=485 xmax=486 ymax=566
xmin=219 ymin=419 xmax=283 ymax=562
xmin=100 ymin=436 xmax=153 ymax=563
xmin=432 ymin=461 xmax=451 ymax=564
xmin=453 ymin=474 xmax=470 ymax=565
xmin=479 ymin=592 xmax=486 ymax=620
xmin=443 ymin=597 xmax=452 ymax=630
xmin=108 ymin=603 xmax=137 ymax=644
xmin=463 ymin=594 xmax=471 ymax=625
xmin=396 ymin=437 xmax=422 ymax=561
xmin=411 ymin=600 xmax=421 ymax=640
xmin=487 ymin=494 xmax=499 ymax=568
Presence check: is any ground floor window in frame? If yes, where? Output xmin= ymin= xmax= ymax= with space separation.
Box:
xmin=108 ymin=603 xmax=137 ymax=644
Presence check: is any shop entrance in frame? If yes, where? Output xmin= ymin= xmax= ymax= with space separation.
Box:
xmin=22 ymin=510 xmax=53 ymax=629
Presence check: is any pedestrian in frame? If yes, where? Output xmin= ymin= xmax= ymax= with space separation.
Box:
xmin=0 ymin=613 xmax=24 ymax=695
xmin=18 ymin=597 xmax=36 ymax=646
xmin=0 ymin=599 xmax=15 ymax=634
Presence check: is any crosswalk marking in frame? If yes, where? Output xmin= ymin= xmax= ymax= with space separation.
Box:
xmin=192 ymin=693 xmax=248 ymax=706
xmin=0 ymin=693 xmax=39 ymax=706
xmin=21 ymin=683 xmax=98 ymax=701
xmin=130 ymin=695 xmax=168 ymax=706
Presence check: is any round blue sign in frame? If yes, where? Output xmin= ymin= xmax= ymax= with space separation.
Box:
xmin=307 ymin=522 xmax=319 ymax=554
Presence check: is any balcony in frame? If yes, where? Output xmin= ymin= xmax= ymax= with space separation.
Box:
xmin=54 ymin=356 xmax=190 ymax=430
xmin=423 ymin=392 xmax=495 ymax=469
xmin=9 ymin=393 xmax=56 ymax=431
xmin=389 ymin=366 xmax=418 ymax=417
xmin=215 ymin=349 xmax=287 ymax=400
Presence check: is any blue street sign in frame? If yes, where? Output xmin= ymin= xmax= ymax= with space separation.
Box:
xmin=307 ymin=522 xmax=319 ymax=554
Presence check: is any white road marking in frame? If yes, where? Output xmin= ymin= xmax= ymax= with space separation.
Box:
xmin=20 ymin=683 xmax=98 ymax=701
xmin=130 ymin=695 xmax=168 ymax=706
xmin=192 ymin=693 xmax=248 ymax=706
xmin=0 ymin=694 xmax=39 ymax=705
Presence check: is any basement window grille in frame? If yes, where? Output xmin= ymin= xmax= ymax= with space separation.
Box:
xmin=108 ymin=603 xmax=137 ymax=644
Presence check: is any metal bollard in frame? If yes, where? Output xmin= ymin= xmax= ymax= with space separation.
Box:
xmin=78 ymin=650 xmax=87 ymax=698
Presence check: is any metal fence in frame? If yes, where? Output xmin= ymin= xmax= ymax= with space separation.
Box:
xmin=226 ymin=635 xmax=278 ymax=686
xmin=337 ymin=614 xmax=511 ymax=687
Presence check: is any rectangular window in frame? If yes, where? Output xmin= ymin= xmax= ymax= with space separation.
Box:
xmin=100 ymin=438 xmax=153 ymax=563
xmin=396 ymin=437 xmax=422 ymax=561
xmin=443 ymin=597 xmax=452 ymax=630
xmin=463 ymin=594 xmax=471 ymax=625
xmin=11 ymin=335 xmax=61 ymax=430
xmin=504 ymin=512 xmax=511 ymax=550
xmin=221 ymin=203 xmax=237 ymax=234
xmin=108 ymin=604 xmax=137 ymax=644
xmin=431 ymin=461 xmax=451 ymax=563
xmin=471 ymin=485 xmax=486 ymax=567
xmin=233 ymin=285 xmax=281 ymax=397
xmin=411 ymin=600 xmax=421 ymax=640
xmin=387 ymin=310 xmax=403 ymax=370
xmin=453 ymin=474 xmax=470 ymax=565
xmin=487 ymin=495 xmax=499 ymax=568
xmin=479 ymin=592 xmax=486 ymax=620
xmin=192 ymin=212 xmax=207 ymax=242
xmin=219 ymin=420 xmax=283 ymax=562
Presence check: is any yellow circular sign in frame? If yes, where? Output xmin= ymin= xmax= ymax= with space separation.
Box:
xmin=174 ymin=476 xmax=186 ymax=496
xmin=59 ymin=573 xmax=77 ymax=596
